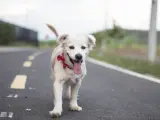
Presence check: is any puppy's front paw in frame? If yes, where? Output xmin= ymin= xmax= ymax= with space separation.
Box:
xmin=49 ymin=107 xmax=62 ymax=117
xmin=70 ymin=105 xmax=82 ymax=111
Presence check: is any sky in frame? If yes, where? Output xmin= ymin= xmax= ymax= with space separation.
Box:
xmin=0 ymin=0 xmax=159 ymax=40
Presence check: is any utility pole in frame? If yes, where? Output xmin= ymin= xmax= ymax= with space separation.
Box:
xmin=148 ymin=0 xmax=158 ymax=62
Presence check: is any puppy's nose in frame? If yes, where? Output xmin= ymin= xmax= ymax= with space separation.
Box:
xmin=75 ymin=54 xmax=82 ymax=60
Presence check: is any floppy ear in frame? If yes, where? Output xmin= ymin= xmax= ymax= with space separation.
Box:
xmin=57 ymin=34 xmax=68 ymax=45
xmin=88 ymin=35 xmax=96 ymax=50
xmin=46 ymin=24 xmax=59 ymax=37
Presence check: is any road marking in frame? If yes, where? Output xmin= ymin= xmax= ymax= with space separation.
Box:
xmin=25 ymin=108 xmax=31 ymax=111
xmin=0 ymin=112 xmax=14 ymax=118
xmin=7 ymin=94 xmax=18 ymax=98
xmin=27 ymin=51 xmax=44 ymax=62
xmin=28 ymin=56 xmax=34 ymax=60
xmin=88 ymin=57 xmax=160 ymax=84
xmin=0 ymin=112 xmax=7 ymax=117
xmin=29 ymin=87 xmax=36 ymax=90
xmin=29 ymin=51 xmax=44 ymax=59
xmin=7 ymin=94 xmax=13 ymax=98
xmin=23 ymin=61 xmax=32 ymax=67
xmin=8 ymin=112 xmax=13 ymax=118
xmin=24 ymin=52 xmax=44 ymax=67
xmin=10 ymin=75 xmax=27 ymax=89
xmin=14 ymin=94 xmax=18 ymax=98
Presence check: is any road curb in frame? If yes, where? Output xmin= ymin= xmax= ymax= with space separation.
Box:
xmin=87 ymin=57 xmax=160 ymax=84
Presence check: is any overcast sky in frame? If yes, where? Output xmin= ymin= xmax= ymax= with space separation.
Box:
xmin=0 ymin=0 xmax=159 ymax=40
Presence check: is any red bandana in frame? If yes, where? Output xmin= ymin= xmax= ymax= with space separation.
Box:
xmin=57 ymin=53 xmax=72 ymax=69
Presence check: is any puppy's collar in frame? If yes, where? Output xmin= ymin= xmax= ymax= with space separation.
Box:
xmin=57 ymin=53 xmax=73 ymax=70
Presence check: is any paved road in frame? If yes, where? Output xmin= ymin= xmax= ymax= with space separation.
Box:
xmin=0 ymin=48 xmax=160 ymax=120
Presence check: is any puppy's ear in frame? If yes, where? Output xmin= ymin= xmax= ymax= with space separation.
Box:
xmin=88 ymin=35 xmax=96 ymax=50
xmin=57 ymin=34 xmax=68 ymax=45
xmin=46 ymin=24 xmax=59 ymax=37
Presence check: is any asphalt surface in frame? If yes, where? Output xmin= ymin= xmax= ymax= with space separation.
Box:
xmin=0 ymin=48 xmax=160 ymax=120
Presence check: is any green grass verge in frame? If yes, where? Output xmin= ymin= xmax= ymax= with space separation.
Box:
xmin=8 ymin=41 xmax=37 ymax=48
xmin=40 ymin=40 xmax=56 ymax=48
xmin=89 ymin=50 xmax=160 ymax=78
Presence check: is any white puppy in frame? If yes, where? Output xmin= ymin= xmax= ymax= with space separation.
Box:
xmin=46 ymin=24 xmax=96 ymax=117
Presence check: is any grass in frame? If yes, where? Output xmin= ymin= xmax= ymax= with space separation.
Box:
xmin=96 ymin=35 xmax=160 ymax=57
xmin=106 ymin=43 xmax=160 ymax=57
xmin=7 ymin=41 xmax=37 ymax=48
xmin=89 ymin=49 xmax=160 ymax=78
xmin=40 ymin=40 xmax=56 ymax=48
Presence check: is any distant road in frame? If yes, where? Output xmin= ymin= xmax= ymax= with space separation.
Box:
xmin=0 ymin=46 xmax=37 ymax=53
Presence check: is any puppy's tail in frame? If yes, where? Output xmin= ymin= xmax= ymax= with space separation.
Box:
xmin=46 ymin=24 xmax=59 ymax=38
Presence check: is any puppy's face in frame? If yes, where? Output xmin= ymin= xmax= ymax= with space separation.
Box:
xmin=58 ymin=34 xmax=95 ymax=61
xmin=57 ymin=34 xmax=96 ymax=74
xmin=65 ymin=35 xmax=90 ymax=62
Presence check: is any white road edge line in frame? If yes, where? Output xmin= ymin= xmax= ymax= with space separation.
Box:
xmin=87 ymin=57 xmax=160 ymax=84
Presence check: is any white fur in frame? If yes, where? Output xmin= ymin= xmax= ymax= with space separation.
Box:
xmin=49 ymin=34 xmax=96 ymax=117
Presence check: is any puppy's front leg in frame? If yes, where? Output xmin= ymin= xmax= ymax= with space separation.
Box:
xmin=70 ymin=80 xmax=82 ymax=111
xmin=50 ymin=80 xmax=63 ymax=117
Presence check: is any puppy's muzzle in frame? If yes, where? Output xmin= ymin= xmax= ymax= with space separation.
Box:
xmin=75 ymin=54 xmax=82 ymax=62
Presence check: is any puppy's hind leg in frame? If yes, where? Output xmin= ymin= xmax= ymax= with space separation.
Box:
xmin=63 ymin=82 xmax=71 ymax=99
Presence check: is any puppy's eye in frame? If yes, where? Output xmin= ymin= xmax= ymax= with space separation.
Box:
xmin=81 ymin=46 xmax=86 ymax=49
xmin=69 ymin=46 xmax=74 ymax=49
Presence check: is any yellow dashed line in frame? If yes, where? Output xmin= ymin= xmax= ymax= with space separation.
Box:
xmin=28 ymin=56 xmax=34 ymax=60
xmin=10 ymin=75 xmax=27 ymax=89
xmin=23 ymin=61 xmax=32 ymax=67
xmin=10 ymin=52 xmax=44 ymax=89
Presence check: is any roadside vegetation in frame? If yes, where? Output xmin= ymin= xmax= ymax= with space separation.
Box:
xmin=0 ymin=22 xmax=16 ymax=45
xmin=39 ymin=40 xmax=56 ymax=48
xmin=90 ymin=24 xmax=160 ymax=78
xmin=0 ymin=22 xmax=38 ymax=48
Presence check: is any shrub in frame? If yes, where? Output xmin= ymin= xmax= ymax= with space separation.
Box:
xmin=122 ymin=35 xmax=138 ymax=46
xmin=107 ymin=24 xmax=125 ymax=39
xmin=0 ymin=22 xmax=16 ymax=45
